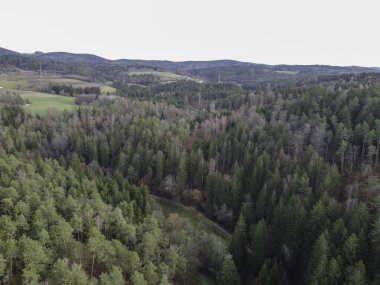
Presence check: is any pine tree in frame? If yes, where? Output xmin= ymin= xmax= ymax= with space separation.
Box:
xmin=342 ymin=233 xmax=359 ymax=265
xmin=20 ymin=235 xmax=49 ymax=284
xmin=195 ymin=149 xmax=206 ymax=188
xmin=131 ymin=271 xmax=148 ymax=285
xmin=250 ymin=219 xmax=268 ymax=274
xmin=230 ymin=213 xmax=247 ymax=272
xmin=307 ymin=232 xmax=329 ymax=285
xmin=370 ymin=217 xmax=380 ymax=279
xmin=154 ymin=151 xmax=164 ymax=189
xmin=327 ymin=257 xmax=342 ymax=285
xmin=144 ymin=262 xmax=159 ymax=285
xmin=0 ymin=254 xmax=6 ymax=280
xmin=344 ymin=260 xmax=366 ymax=285
xmin=69 ymin=264 xmax=88 ymax=285
xmin=50 ymin=259 xmax=71 ymax=284
xmin=253 ymin=261 xmax=271 ymax=285
xmin=99 ymin=266 xmax=124 ymax=285
xmin=231 ymin=163 xmax=243 ymax=212
xmin=253 ymin=258 xmax=287 ymax=285
xmin=177 ymin=153 xmax=188 ymax=197
xmin=216 ymin=254 xmax=241 ymax=285
xmin=159 ymin=274 xmax=170 ymax=285
xmin=307 ymin=200 xmax=328 ymax=248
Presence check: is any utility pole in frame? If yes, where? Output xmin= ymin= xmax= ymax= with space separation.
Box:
xmin=198 ymin=84 xmax=202 ymax=106
xmin=39 ymin=62 xmax=42 ymax=79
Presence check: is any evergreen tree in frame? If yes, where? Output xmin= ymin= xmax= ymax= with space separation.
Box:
xmin=344 ymin=260 xmax=366 ymax=285
xmin=131 ymin=271 xmax=148 ymax=285
xmin=69 ymin=264 xmax=88 ymax=285
xmin=307 ymin=232 xmax=329 ymax=285
xmin=230 ymin=213 xmax=247 ymax=272
xmin=370 ymin=217 xmax=380 ymax=272
xmin=159 ymin=274 xmax=171 ymax=285
xmin=177 ymin=153 xmax=188 ymax=197
xmin=250 ymin=219 xmax=268 ymax=274
xmin=0 ymin=254 xmax=6 ymax=280
xmin=20 ymin=235 xmax=49 ymax=284
xmin=99 ymin=266 xmax=124 ymax=285
xmin=327 ymin=257 xmax=342 ymax=285
xmin=144 ymin=262 xmax=159 ymax=285
xmin=154 ymin=151 xmax=164 ymax=189
xmin=50 ymin=259 xmax=71 ymax=285
xmin=216 ymin=254 xmax=241 ymax=285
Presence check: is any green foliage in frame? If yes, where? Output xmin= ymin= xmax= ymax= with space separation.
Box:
xmin=253 ymin=258 xmax=286 ymax=285
xmin=230 ymin=214 xmax=247 ymax=272
xmin=0 ymin=153 xmax=185 ymax=284
xmin=21 ymin=92 xmax=76 ymax=114
xmin=327 ymin=257 xmax=342 ymax=285
xmin=249 ymin=219 xmax=268 ymax=274
xmin=344 ymin=260 xmax=367 ymax=285
xmin=50 ymin=260 xmax=88 ymax=285
xmin=20 ymin=235 xmax=49 ymax=284
xmin=216 ymin=254 xmax=241 ymax=285
xmin=1 ymin=70 xmax=380 ymax=284
xmin=50 ymin=259 xmax=72 ymax=285
xmin=99 ymin=266 xmax=124 ymax=285
xmin=307 ymin=232 xmax=329 ymax=285
xmin=69 ymin=264 xmax=89 ymax=285
xmin=131 ymin=271 xmax=148 ymax=285
xmin=0 ymin=254 xmax=5 ymax=279
xmin=144 ymin=262 xmax=159 ymax=285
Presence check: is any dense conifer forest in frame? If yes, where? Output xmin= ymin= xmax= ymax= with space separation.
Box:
xmin=0 ymin=48 xmax=380 ymax=284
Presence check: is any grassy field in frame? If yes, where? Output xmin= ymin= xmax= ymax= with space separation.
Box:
xmin=127 ymin=70 xmax=199 ymax=83
xmin=128 ymin=70 xmax=183 ymax=78
xmin=100 ymin=85 xmax=116 ymax=94
xmin=0 ymin=79 xmax=29 ymax=89
xmin=152 ymin=195 xmax=231 ymax=242
xmin=0 ymin=71 xmax=115 ymax=94
xmin=0 ymin=70 xmax=115 ymax=114
xmin=20 ymin=91 xmax=76 ymax=114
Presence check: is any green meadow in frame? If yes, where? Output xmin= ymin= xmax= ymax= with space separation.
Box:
xmin=20 ymin=91 xmax=76 ymax=114
xmin=0 ymin=79 xmax=29 ymax=89
xmin=100 ymin=85 xmax=117 ymax=94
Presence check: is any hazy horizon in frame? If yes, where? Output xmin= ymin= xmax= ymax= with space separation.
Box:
xmin=2 ymin=0 xmax=380 ymax=67
xmin=3 ymin=46 xmax=380 ymax=69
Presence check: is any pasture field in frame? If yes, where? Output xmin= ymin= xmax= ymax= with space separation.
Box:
xmin=0 ymin=70 xmax=115 ymax=114
xmin=128 ymin=70 xmax=183 ymax=78
xmin=0 ymin=87 xmax=76 ymax=114
xmin=0 ymin=79 xmax=29 ymax=89
xmin=100 ymin=85 xmax=116 ymax=94
xmin=20 ymin=91 xmax=76 ymax=114
xmin=0 ymin=71 xmax=115 ymax=94
xmin=127 ymin=70 xmax=199 ymax=83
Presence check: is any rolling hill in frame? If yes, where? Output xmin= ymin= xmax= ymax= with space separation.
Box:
xmin=1 ymin=47 xmax=379 ymax=88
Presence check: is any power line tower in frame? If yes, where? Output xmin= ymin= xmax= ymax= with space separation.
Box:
xmin=197 ymin=83 xmax=202 ymax=107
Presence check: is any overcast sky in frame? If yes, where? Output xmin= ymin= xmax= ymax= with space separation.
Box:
xmin=1 ymin=0 xmax=380 ymax=66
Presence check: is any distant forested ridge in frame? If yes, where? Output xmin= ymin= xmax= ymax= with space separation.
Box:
xmin=1 ymin=47 xmax=379 ymax=87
